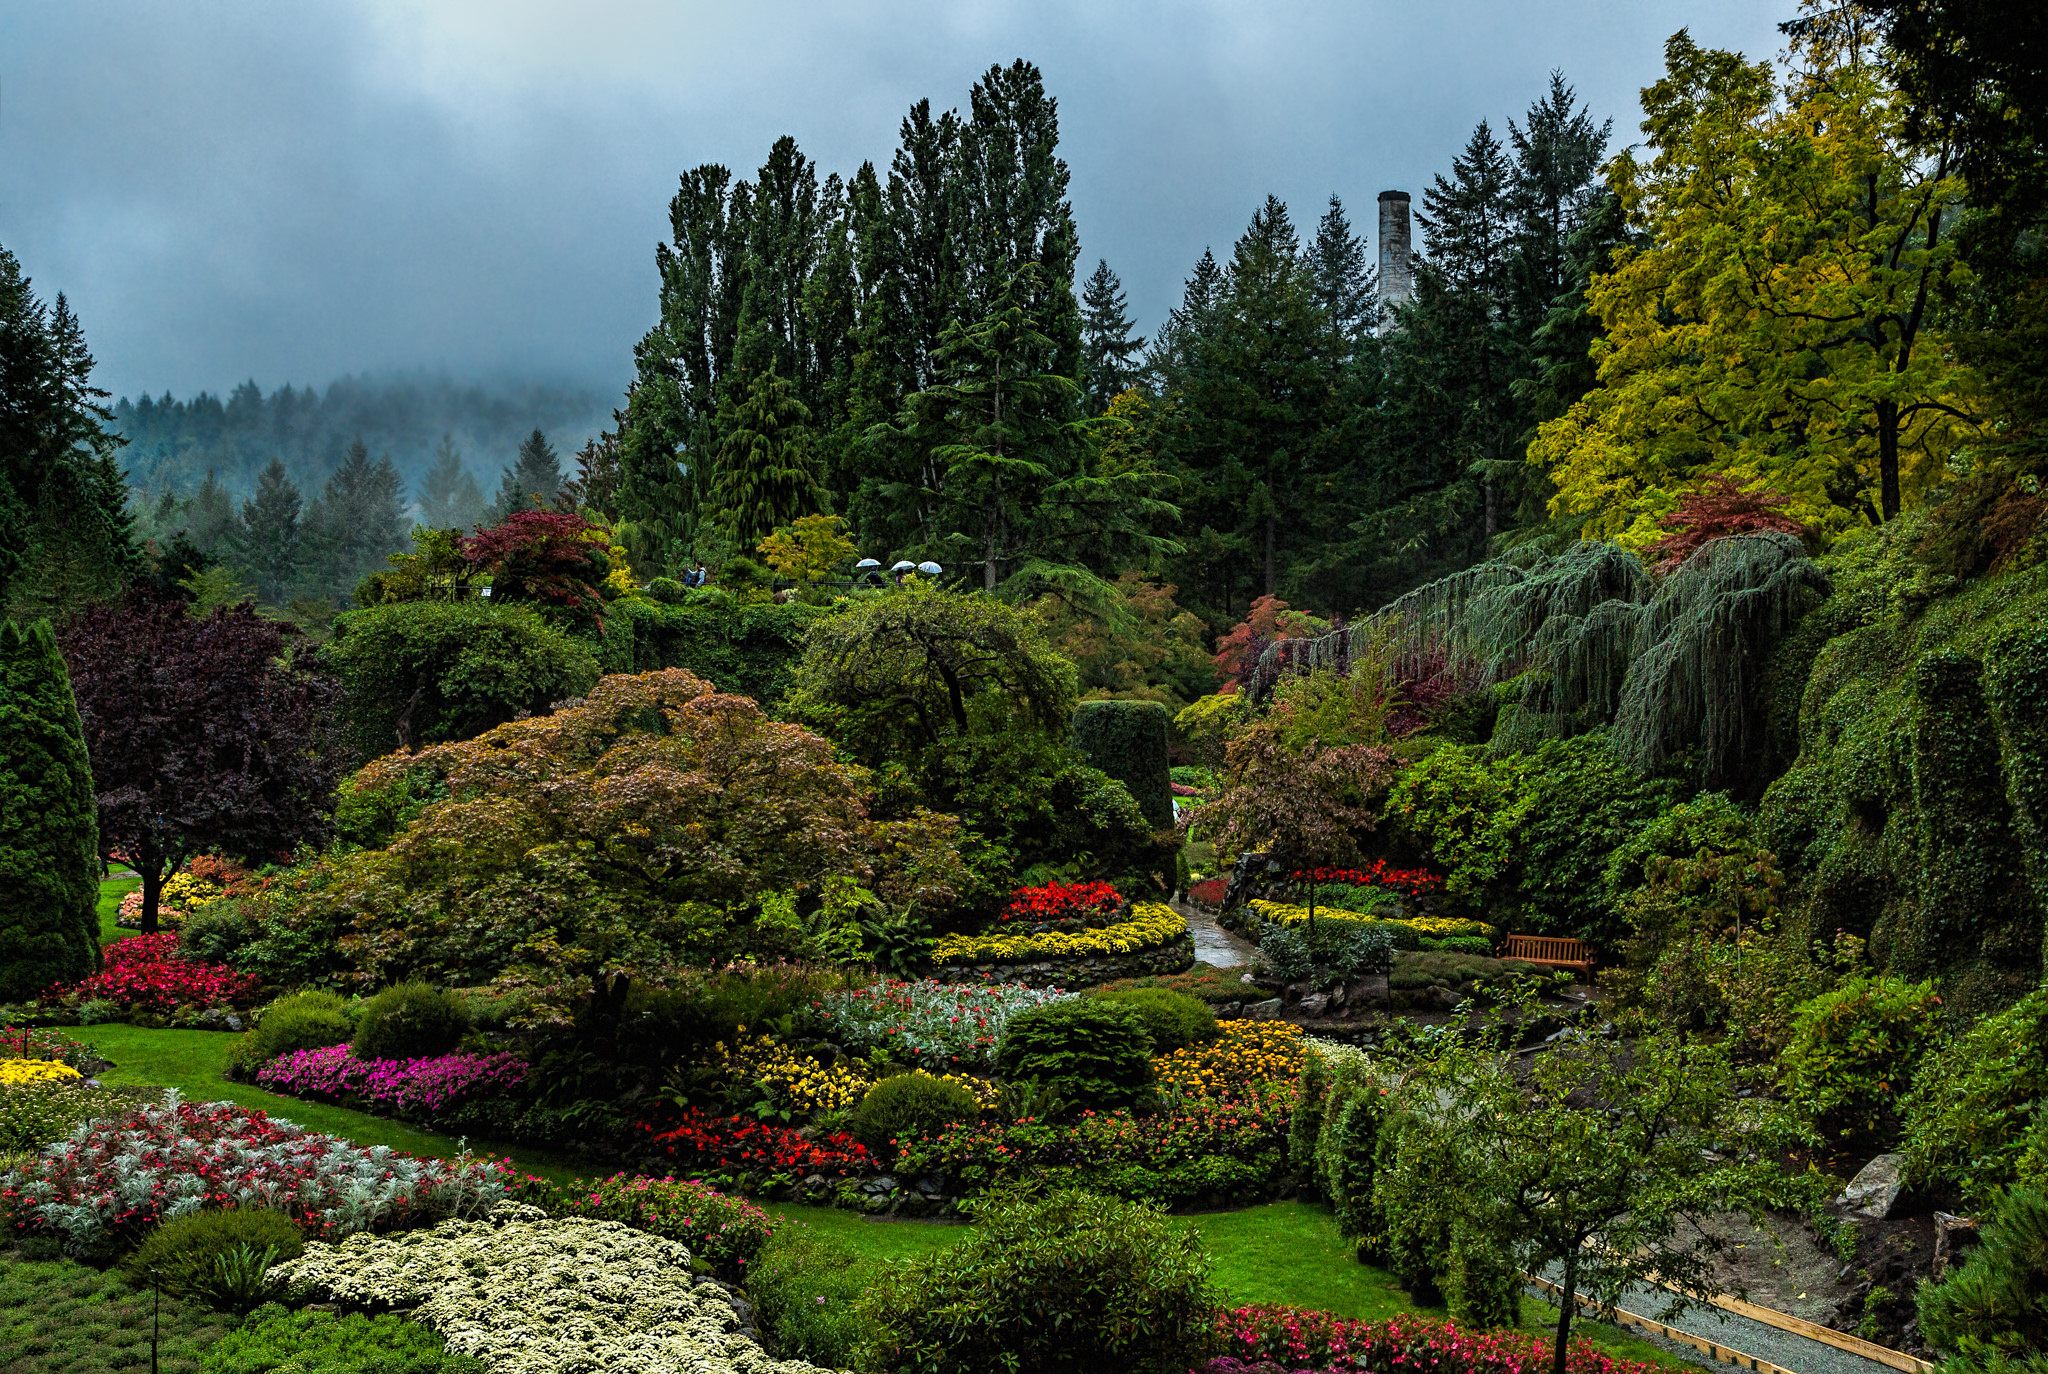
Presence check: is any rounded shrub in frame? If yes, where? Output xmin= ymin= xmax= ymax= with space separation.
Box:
xmin=644 ymin=576 xmax=686 ymax=604
xmin=1779 ymin=974 xmax=1943 ymax=1149
xmin=351 ymin=982 xmax=470 ymax=1062
xmin=748 ymin=1231 xmax=872 ymax=1367
xmin=124 ymin=1208 xmax=304 ymax=1310
xmin=230 ymin=990 xmax=354 ymax=1075
xmin=848 ymin=1073 xmax=982 ymax=1157
xmin=995 ymin=999 xmax=1155 ymax=1115
xmin=858 ymin=1188 xmax=1215 ymax=1374
xmin=1093 ymin=987 xmax=1218 ymax=1053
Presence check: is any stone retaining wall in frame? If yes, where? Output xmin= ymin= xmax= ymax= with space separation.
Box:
xmin=930 ymin=931 xmax=1195 ymax=989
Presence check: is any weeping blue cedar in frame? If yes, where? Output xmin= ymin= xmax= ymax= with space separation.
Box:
xmin=1255 ymin=533 xmax=1828 ymax=791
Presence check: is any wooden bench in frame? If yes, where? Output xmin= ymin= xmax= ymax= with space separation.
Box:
xmin=1502 ymin=934 xmax=1595 ymax=977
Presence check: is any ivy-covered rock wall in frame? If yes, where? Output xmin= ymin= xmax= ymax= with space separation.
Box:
xmin=1760 ymin=520 xmax=2048 ymax=1009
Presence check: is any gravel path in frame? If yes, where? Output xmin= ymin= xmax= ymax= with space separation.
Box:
xmin=1532 ymin=1272 xmax=1908 ymax=1374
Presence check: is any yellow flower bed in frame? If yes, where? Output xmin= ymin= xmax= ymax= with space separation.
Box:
xmin=1153 ymin=1020 xmax=1305 ymax=1099
xmin=1248 ymin=899 xmax=1495 ymax=942
xmin=935 ymin=1073 xmax=1002 ymax=1111
xmin=933 ymin=902 xmax=1188 ymax=964
xmin=713 ymin=1034 xmax=872 ymax=1116
xmin=0 ymin=1058 xmax=84 ymax=1087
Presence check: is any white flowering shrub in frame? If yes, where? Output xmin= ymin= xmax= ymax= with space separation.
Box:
xmin=271 ymin=1204 xmax=834 ymax=1374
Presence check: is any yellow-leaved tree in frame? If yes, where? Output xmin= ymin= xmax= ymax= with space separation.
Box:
xmin=1533 ymin=8 xmax=1982 ymax=544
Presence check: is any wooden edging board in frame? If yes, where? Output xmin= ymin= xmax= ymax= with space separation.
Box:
xmin=1637 ymin=1274 xmax=1935 ymax=1374
xmin=1524 ymin=1272 xmax=1796 ymax=1374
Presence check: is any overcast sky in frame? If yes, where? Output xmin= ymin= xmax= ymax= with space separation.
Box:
xmin=1 ymin=0 xmax=1790 ymax=404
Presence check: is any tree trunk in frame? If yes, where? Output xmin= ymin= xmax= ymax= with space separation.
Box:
xmin=140 ymin=853 xmax=166 ymax=938
xmin=1552 ymin=1251 xmax=1579 ymax=1374
xmin=1877 ymin=398 xmax=1901 ymax=522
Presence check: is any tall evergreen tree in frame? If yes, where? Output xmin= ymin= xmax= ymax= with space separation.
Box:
xmin=0 ymin=618 xmax=99 ymax=1000
xmin=1305 ymin=195 xmax=1377 ymax=346
xmin=1080 ymin=259 xmax=1144 ymax=412
xmin=0 ymin=249 xmax=136 ymax=621
xmin=304 ymin=439 xmax=407 ymax=598
xmin=237 ymin=458 xmax=302 ymax=603
xmin=707 ymin=364 xmax=822 ymax=549
xmin=491 ymin=428 xmax=564 ymax=521
xmin=182 ymin=471 xmax=239 ymax=560
xmin=417 ymin=435 xmax=486 ymax=531
xmin=563 ymin=428 xmax=623 ymax=518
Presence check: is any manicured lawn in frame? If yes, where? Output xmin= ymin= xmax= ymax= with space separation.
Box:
xmin=0 ymin=1250 xmax=235 ymax=1374
xmin=95 ymin=872 xmax=140 ymax=947
xmin=66 ymin=1021 xmax=1692 ymax=1369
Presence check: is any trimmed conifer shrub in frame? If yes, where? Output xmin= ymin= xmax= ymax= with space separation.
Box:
xmin=1073 ymin=699 xmax=1174 ymax=829
xmin=0 ymin=618 xmax=100 ymax=1000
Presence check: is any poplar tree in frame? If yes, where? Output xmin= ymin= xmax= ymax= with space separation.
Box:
xmin=0 ymin=618 xmax=99 ymax=1000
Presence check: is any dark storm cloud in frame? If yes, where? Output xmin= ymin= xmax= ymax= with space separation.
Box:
xmin=0 ymin=0 xmax=1790 ymax=402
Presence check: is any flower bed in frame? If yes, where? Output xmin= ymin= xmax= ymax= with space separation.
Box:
xmin=49 ymin=932 xmax=261 ymax=1014
xmin=894 ymin=1094 xmax=1292 ymax=1206
xmin=0 ymin=1025 xmax=109 ymax=1073
xmin=710 ymin=1035 xmax=870 ymax=1116
xmin=933 ymin=903 xmax=1189 ymax=964
xmin=1187 ymin=877 xmax=1229 ymax=906
xmin=271 ymin=1205 xmax=827 ymax=1374
xmin=508 ymin=1172 xmax=775 ymax=1280
xmin=1210 ymin=1306 xmax=1662 ymax=1374
xmin=0 ymin=1058 xmax=83 ymax=1086
xmin=1 ymin=1096 xmax=508 ymax=1255
xmin=1153 ymin=1021 xmax=1305 ymax=1102
xmin=817 ymin=979 xmax=1071 ymax=1071
xmin=996 ymin=880 xmax=1124 ymax=930
xmin=641 ymin=1109 xmax=875 ymax=1182
xmin=1248 ymin=899 xmax=1494 ymax=945
xmin=255 ymin=1045 xmax=528 ymax=1122
xmin=1288 ymin=862 xmax=1445 ymax=897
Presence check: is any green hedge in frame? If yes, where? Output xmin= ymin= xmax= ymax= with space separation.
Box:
xmin=600 ymin=589 xmax=825 ymax=705
xmin=1073 ymin=699 xmax=1174 ymax=829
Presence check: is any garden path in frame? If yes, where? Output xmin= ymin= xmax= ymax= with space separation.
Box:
xmin=1177 ymin=898 xmax=1258 ymax=968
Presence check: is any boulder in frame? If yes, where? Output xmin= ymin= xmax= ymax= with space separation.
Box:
xmin=1246 ymin=997 xmax=1285 ymax=1019
xmin=1836 ymin=1153 xmax=1906 ymax=1219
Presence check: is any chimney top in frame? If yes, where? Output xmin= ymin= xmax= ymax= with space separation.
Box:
xmin=1377 ymin=189 xmax=1410 ymax=202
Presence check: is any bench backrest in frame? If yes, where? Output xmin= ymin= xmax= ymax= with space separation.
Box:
xmin=1504 ymin=934 xmax=1592 ymax=962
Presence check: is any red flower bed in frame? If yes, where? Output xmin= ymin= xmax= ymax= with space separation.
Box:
xmin=997 ymin=880 xmax=1123 ymax=929
xmin=52 ymin=933 xmax=260 ymax=1013
xmin=1289 ymin=861 xmax=1443 ymax=898
xmin=1211 ymin=1306 xmax=1663 ymax=1374
xmin=1187 ymin=877 xmax=1228 ymax=906
xmin=642 ymin=1109 xmax=875 ymax=1178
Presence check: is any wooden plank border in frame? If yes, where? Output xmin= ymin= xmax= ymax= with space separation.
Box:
xmin=1637 ymin=1276 xmax=1934 ymax=1374
xmin=1524 ymin=1273 xmax=1797 ymax=1374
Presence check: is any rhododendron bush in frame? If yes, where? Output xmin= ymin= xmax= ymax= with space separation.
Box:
xmin=818 ymin=978 xmax=1071 ymax=1071
xmin=48 ymin=932 xmax=260 ymax=1013
xmin=1209 ymin=1306 xmax=1663 ymax=1374
xmin=255 ymin=1045 xmax=527 ymax=1123
xmin=2 ymin=1096 xmax=507 ymax=1255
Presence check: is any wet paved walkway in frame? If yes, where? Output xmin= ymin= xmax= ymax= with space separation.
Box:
xmin=1177 ymin=899 xmax=1260 ymax=969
